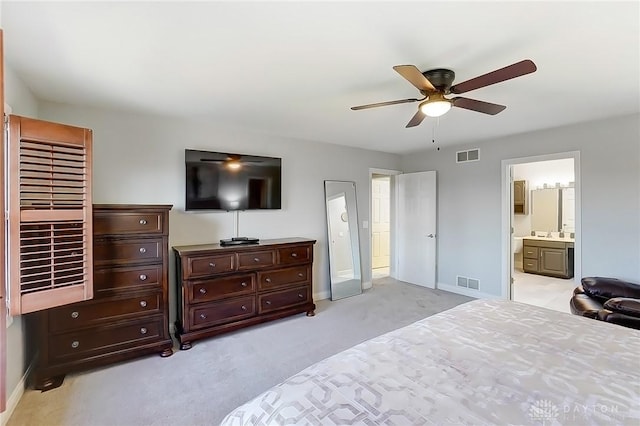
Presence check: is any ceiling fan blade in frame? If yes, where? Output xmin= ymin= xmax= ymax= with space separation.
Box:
xmin=350 ymin=98 xmax=421 ymax=111
xmin=393 ymin=65 xmax=436 ymax=92
xmin=406 ymin=110 xmax=427 ymax=128
xmin=450 ymin=59 xmax=537 ymax=94
xmin=452 ymin=97 xmax=506 ymax=115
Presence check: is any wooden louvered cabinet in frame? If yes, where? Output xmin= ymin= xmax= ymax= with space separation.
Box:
xmin=27 ymin=205 xmax=174 ymax=391
xmin=174 ymin=238 xmax=316 ymax=349
xmin=6 ymin=115 xmax=93 ymax=315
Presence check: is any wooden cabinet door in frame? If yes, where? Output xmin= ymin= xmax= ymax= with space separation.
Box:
xmin=539 ymin=248 xmax=566 ymax=276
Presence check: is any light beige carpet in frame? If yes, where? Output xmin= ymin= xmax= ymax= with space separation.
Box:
xmin=8 ymin=278 xmax=472 ymax=426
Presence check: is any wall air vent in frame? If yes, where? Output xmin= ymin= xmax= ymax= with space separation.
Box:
xmin=457 ymin=275 xmax=480 ymax=290
xmin=456 ymin=276 xmax=468 ymax=287
xmin=456 ymin=148 xmax=480 ymax=163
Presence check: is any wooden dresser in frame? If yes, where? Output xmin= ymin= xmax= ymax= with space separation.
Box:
xmin=173 ymin=238 xmax=316 ymax=349
xmin=28 ymin=204 xmax=174 ymax=390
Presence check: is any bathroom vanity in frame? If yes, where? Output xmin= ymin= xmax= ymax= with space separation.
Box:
xmin=522 ymin=237 xmax=574 ymax=279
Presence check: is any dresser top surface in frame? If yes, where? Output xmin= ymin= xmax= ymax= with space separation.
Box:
xmin=173 ymin=237 xmax=316 ymax=255
xmin=94 ymin=204 xmax=173 ymax=211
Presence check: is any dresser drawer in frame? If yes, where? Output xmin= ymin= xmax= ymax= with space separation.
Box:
xmin=258 ymin=265 xmax=309 ymax=291
xmin=93 ymin=265 xmax=162 ymax=296
xmin=94 ymin=211 xmax=164 ymax=236
xmin=237 ymin=250 xmax=275 ymax=270
xmin=277 ymin=245 xmax=311 ymax=265
xmin=94 ymin=238 xmax=163 ymax=267
xmin=259 ymin=285 xmax=310 ymax=314
xmin=48 ymin=292 xmax=162 ymax=333
xmin=189 ymin=274 xmax=255 ymax=303
xmin=48 ymin=317 xmax=164 ymax=363
xmin=523 ymin=246 xmax=539 ymax=259
xmin=189 ymin=296 xmax=256 ymax=329
xmin=185 ymin=254 xmax=235 ymax=279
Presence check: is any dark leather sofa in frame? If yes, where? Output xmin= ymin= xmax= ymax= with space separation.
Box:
xmin=570 ymin=276 xmax=640 ymax=330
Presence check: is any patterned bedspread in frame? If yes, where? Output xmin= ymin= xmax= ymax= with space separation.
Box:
xmin=221 ymin=299 xmax=640 ymax=425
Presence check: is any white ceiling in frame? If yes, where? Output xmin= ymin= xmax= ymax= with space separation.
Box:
xmin=2 ymin=1 xmax=639 ymax=154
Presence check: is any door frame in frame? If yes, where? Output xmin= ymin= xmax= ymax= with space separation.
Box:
xmin=1 ymin=29 xmax=6 ymax=416
xmin=501 ymin=151 xmax=581 ymax=299
xmin=368 ymin=168 xmax=401 ymax=286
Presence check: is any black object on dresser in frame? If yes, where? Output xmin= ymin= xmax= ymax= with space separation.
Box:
xmin=27 ymin=204 xmax=174 ymax=391
xmin=173 ymin=238 xmax=316 ymax=350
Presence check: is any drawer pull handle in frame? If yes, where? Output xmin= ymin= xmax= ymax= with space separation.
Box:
xmin=140 ymin=300 xmax=147 ymax=307
xmin=241 ymin=305 xmax=247 ymax=311
xmin=265 ymin=300 xmax=272 ymax=305
xmin=199 ymin=288 xmax=207 ymax=294
xmin=139 ymin=274 xmax=147 ymax=281
xmin=139 ymin=247 xmax=147 ymax=254
xmin=291 ymin=253 xmax=298 ymax=258
xmin=200 ymin=313 xmax=207 ymax=319
xmin=298 ymin=293 xmax=304 ymax=299
xmin=139 ymin=219 xmax=147 ymax=225
xmin=298 ymin=273 xmax=304 ymax=278
xmin=265 ymin=278 xmax=272 ymax=283
xmin=253 ymin=257 xmax=260 ymax=262
xmin=71 ymin=311 xmax=79 ymax=319
xmin=140 ymin=327 xmax=148 ymax=335
xmin=71 ymin=341 xmax=79 ymax=349
xmin=209 ymin=262 xmax=216 ymax=268
xmin=241 ymin=282 xmax=247 ymax=287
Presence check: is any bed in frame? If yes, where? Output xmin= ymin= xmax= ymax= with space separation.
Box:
xmin=221 ymin=299 xmax=640 ymax=425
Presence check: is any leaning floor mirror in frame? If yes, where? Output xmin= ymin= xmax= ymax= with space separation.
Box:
xmin=324 ymin=180 xmax=363 ymax=300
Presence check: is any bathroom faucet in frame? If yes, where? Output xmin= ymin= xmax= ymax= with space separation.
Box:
xmin=547 ymin=230 xmax=552 ymax=238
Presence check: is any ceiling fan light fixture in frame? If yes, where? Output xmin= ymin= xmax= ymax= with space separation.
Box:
xmin=419 ymin=95 xmax=452 ymax=117
xmin=226 ymin=160 xmax=242 ymax=170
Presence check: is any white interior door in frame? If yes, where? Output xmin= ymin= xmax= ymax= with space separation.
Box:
xmin=371 ymin=177 xmax=390 ymax=269
xmin=397 ymin=171 xmax=436 ymax=288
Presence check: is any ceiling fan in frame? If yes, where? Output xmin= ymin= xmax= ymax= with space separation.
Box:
xmin=351 ymin=59 xmax=537 ymax=128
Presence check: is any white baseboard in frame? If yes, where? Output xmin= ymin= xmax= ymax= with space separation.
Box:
xmin=1 ymin=360 xmax=34 ymax=426
xmin=313 ymin=290 xmax=331 ymax=301
xmin=362 ymin=280 xmax=372 ymax=290
xmin=437 ymin=282 xmax=501 ymax=300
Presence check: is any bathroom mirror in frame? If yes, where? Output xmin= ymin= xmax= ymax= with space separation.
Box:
xmin=531 ymin=188 xmax=561 ymax=232
xmin=324 ymin=180 xmax=362 ymax=300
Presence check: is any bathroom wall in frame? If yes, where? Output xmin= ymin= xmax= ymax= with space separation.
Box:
xmin=513 ymin=158 xmax=574 ymax=237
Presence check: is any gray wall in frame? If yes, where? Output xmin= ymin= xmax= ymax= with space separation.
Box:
xmin=4 ymin=65 xmax=39 ymax=402
xmin=401 ymin=114 xmax=640 ymax=296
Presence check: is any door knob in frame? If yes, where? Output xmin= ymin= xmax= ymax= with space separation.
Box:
xmin=427 ymin=233 xmax=436 ymax=238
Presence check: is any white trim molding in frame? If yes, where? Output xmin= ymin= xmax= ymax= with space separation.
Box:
xmin=1 ymin=360 xmax=33 ymax=426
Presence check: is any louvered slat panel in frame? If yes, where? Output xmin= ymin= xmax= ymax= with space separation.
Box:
xmin=19 ymin=221 xmax=87 ymax=294
xmin=8 ymin=114 xmax=93 ymax=315
xmin=20 ymin=140 xmax=86 ymax=210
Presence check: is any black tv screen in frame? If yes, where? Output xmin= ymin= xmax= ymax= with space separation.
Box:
xmin=185 ymin=149 xmax=282 ymax=211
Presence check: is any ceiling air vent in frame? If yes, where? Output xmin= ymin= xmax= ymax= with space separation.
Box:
xmin=456 ymin=148 xmax=480 ymax=163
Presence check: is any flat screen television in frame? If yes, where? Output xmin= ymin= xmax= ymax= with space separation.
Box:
xmin=185 ymin=149 xmax=282 ymax=211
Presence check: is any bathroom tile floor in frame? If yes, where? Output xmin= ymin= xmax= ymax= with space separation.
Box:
xmin=511 ymin=269 xmax=576 ymax=314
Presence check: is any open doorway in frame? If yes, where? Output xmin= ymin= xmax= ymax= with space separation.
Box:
xmin=369 ymin=168 xmax=401 ymax=283
xmin=371 ymin=175 xmax=391 ymax=279
xmin=502 ymin=152 xmax=581 ymax=314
